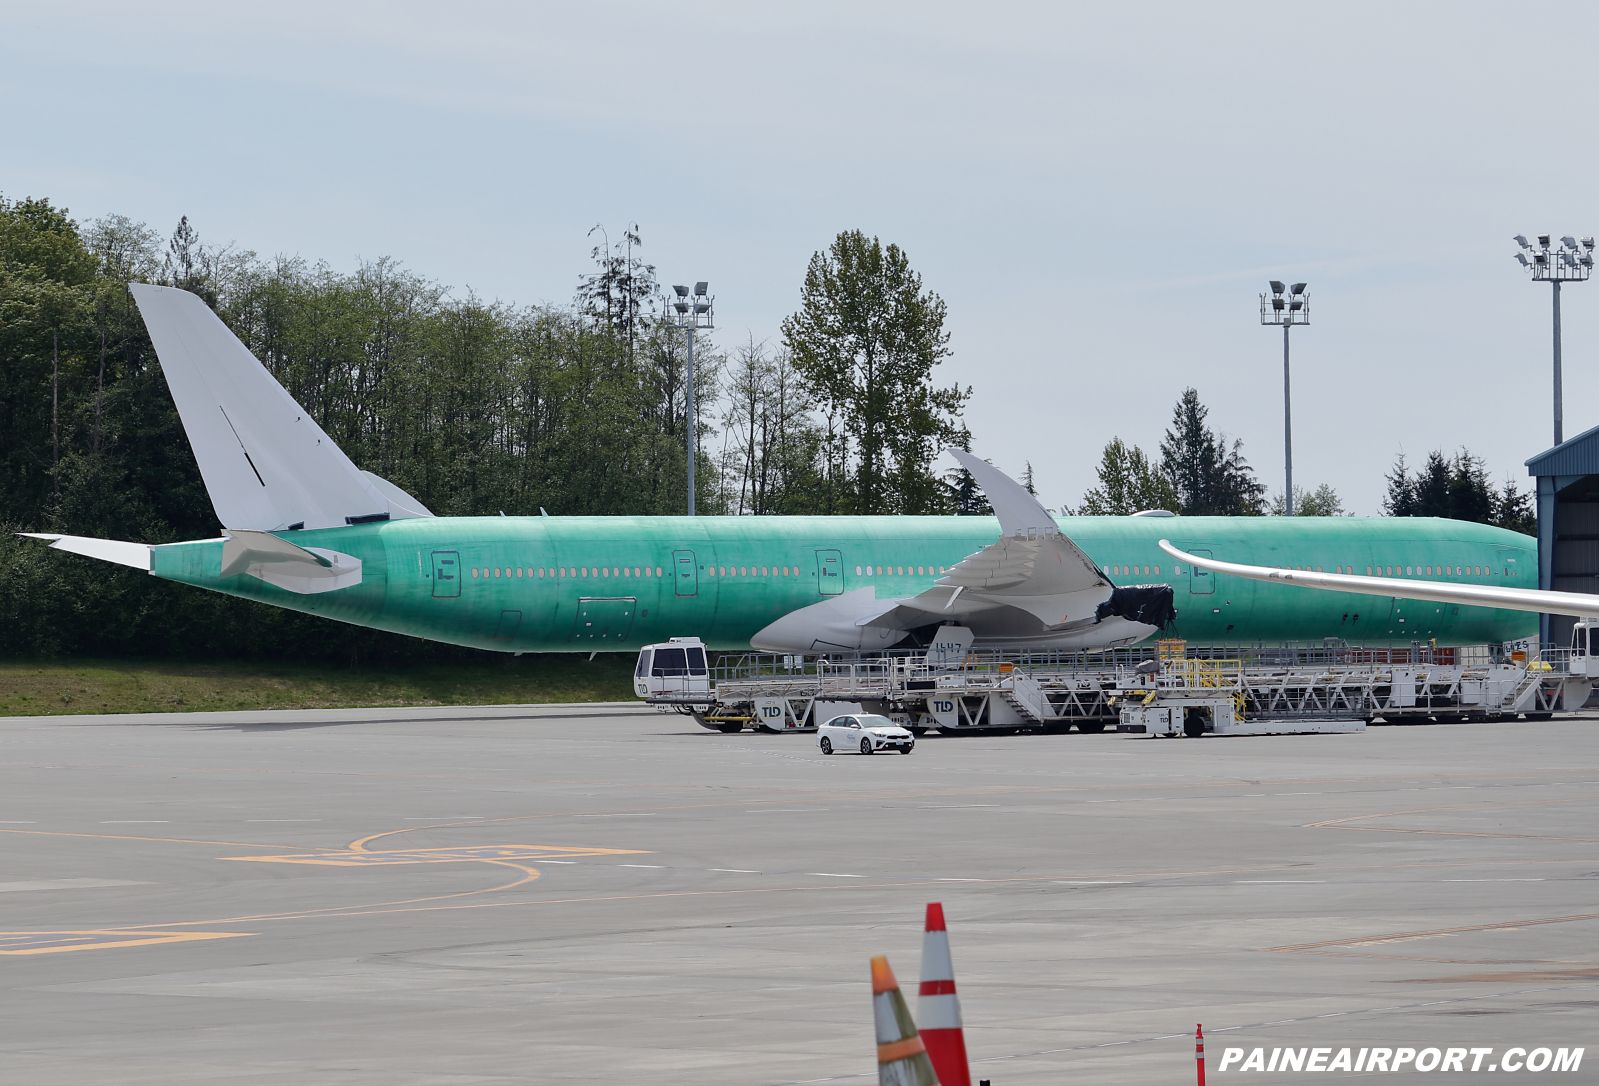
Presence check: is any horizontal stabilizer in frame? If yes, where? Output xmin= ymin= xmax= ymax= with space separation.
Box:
xmin=19 ymin=533 xmax=151 ymax=570
xmin=130 ymin=283 xmax=403 ymax=531
xmin=1159 ymin=540 xmax=1599 ymax=620
xmin=221 ymin=529 xmax=362 ymax=594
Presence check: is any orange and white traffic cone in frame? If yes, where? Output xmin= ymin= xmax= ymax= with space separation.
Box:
xmin=917 ymin=903 xmax=971 ymax=1086
xmin=871 ymin=955 xmax=941 ymax=1086
xmin=1196 ymin=1024 xmax=1206 ymax=1086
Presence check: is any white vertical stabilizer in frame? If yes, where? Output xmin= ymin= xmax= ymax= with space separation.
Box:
xmin=130 ymin=283 xmax=401 ymax=531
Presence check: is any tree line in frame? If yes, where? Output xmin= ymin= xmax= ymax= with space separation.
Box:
xmin=1075 ymin=388 xmax=1537 ymax=534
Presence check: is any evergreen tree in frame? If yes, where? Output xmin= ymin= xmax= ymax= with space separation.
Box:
xmin=1382 ymin=452 xmax=1415 ymax=516
xmin=1381 ymin=448 xmax=1536 ymax=535
xmin=1157 ymin=388 xmax=1266 ymax=515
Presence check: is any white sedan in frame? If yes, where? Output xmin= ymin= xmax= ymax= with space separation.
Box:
xmin=818 ymin=714 xmax=916 ymax=755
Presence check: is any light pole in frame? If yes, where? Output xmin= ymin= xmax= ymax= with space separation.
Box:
xmin=1260 ymin=281 xmax=1309 ymax=515
xmin=667 ymin=282 xmax=713 ymax=515
xmin=1514 ymin=233 xmax=1593 ymax=446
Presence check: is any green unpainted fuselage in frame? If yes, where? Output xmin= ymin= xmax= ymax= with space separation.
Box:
xmin=149 ymin=514 xmax=1538 ymax=652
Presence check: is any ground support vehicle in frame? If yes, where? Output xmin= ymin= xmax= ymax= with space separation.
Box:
xmin=636 ymin=638 xmax=1593 ymax=736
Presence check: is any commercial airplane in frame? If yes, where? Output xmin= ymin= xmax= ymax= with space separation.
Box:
xmin=22 ymin=284 xmax=1580 ymax=655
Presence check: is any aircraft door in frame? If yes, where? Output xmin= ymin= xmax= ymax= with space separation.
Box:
xmin=672 ymin=550 xmax=698 ymax=597
xmin=430 ymin=551 xmax=461 ymax=598
xmin=815 ymin=549 xmax=844 ymax=596
xmin=1186 ymin=549 xmax=1215 ymax=595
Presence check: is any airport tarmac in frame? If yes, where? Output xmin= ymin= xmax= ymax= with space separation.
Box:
xmin=1 ymin=704 xmax=1596 ymax=1084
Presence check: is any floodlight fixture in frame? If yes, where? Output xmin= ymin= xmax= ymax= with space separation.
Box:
xmin=1515 ymin=234 xmax=1532 ymax=249
xmin=664 ymin=275 xmax=716 ymax=516
xmin=1514 ymin=229 xmax=1592 ymax=447
xmin=1259 ymin=279 xmax=1310 ymax=515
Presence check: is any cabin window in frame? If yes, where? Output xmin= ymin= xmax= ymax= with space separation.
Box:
xmin=1315 ymin=566 xmax=1322 ymax=573
xmin=655 ymin=566 xmax=663 ymax=577
xmin=784 ymin=566 xmax=791 ymax=576
xmin=471 ymin=568 xmax=480 ymax=578
xmin=1154 ymin=565 xmax=1160 ymax=575
xmin=580 ymin=567 xmax=588 ymax=577
xmin=1385 ymin=567 xmax=1392 ymax=576
xmin=762 ymin=566 xmax=769 ymax=576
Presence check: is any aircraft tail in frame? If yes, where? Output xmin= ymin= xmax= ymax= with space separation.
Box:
xmin=128 ymin=283 xmax=432 ymax=532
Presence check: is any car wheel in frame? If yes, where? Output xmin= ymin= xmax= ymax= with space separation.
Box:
xmin=860 ymin=738 xmax=873 ymax=755
xmin=820 ymin=737 xmax=833 ymax=755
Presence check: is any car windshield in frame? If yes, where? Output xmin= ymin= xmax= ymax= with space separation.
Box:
xmin=859 ymin=715 xmax=896 ymax=729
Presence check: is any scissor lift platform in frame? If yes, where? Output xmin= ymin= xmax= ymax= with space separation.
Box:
xmin=640 ymin=640 xmax=1592 ymax=737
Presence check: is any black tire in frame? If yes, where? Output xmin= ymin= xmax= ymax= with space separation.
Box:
xmin=1076 ymin=721 xmax=1107 ymax=734
xmin=820 ymin=737 xmax=833 ymax=755
xmin=1524 ymin=712 xmax=1554 ymax=721
xmin=717 ymin=722 xmax=743 ymax=733
xmin=860 ymin=738 xmax=874 ymax=755
xmin=908 ymin=727 xmax=928 ymax=737
xmin=1182 ymin=711 xmax=1205 ymax=738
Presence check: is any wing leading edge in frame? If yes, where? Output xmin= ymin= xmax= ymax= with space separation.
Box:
xmin=1158 ymin=539 xmax=1599 ymax=620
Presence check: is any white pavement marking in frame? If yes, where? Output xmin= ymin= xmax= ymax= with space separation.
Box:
xmin=1235 ymin=880 xmax=1326 ymax=884
xmin=710 ymin=869 xmax=759 ymax=873
xmin=99 ymin=820 xmax=168 ymax=823
xmin=618 ymin=864 xmax=664 ymax=868
xmin=809 ymin=873 xmax=864 ymax=878
xmin=1443 ymin=878 xmax=1545 ymax=882
xmin=247 ymin=819 xmax=322 ymax=822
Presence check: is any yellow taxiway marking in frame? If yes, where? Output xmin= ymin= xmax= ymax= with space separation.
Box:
xmin=224 ymin=844 xmax=650 ymax=867
xmin=0 ymin=930 xmax=253 ymax=956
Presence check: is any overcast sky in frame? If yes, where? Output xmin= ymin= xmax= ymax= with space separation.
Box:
xmin=6 ymin=2 xmax=1596 ymax=515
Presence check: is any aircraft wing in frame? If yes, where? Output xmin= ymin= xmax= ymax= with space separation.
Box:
xmin=876 ymin=450 xmax=1114 ymax=628
xmin=1158 ymin=539 xmax=1599 ymax=620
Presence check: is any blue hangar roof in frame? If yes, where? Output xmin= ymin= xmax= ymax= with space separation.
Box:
xmin=1526 ymin=422 xmax=1599 ymax=478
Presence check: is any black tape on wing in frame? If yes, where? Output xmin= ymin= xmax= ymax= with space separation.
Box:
xmin=1095 ymin=584 xmax=1177 ymax=627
